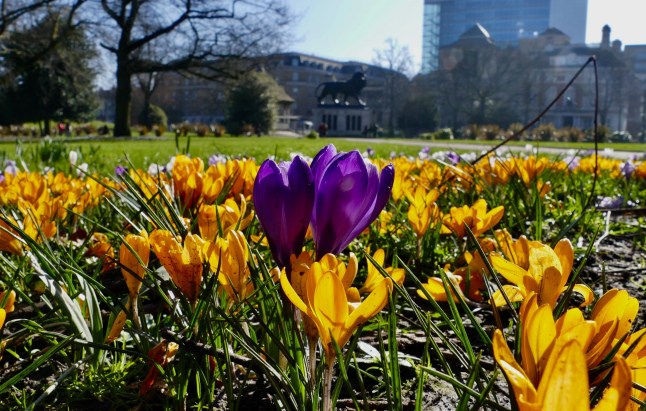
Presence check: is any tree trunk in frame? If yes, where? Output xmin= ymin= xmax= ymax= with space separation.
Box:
xmin=113 ymin=62 xmax=133 ymax=137
xmin=43 ymin=119 xmax=51 ymax=137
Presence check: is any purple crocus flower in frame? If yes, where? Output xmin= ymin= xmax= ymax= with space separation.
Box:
xmin=310 ymin=145 xmax=394 ymax=257
xmin=254 ymin=156 xmax=315 ymax=268
xmin=115 ymin=165 xmax=128 ymax=176
xmin=4 ymin=160 xmax=18 ymax=176
xmin=208 ymin=154 xmax=227 ymax=166
xmin=446 ymin=151 xmax=461 ymax=165
xmin=620 ymin=161 xmax=635 ymax=179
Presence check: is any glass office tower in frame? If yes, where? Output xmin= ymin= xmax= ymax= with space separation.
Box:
xmin=421 ymin=0 xmax=588 ymax=73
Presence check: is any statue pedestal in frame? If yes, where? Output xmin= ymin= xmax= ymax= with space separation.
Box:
xmin=313 ymin=106 xmax=374 ymax=137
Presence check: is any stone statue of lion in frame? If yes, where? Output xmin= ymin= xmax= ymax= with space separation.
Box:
xmin=315 ymin=72 xmax=367 ymax=106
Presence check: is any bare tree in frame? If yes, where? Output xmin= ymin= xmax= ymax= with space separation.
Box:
xmin=373 ymin=38 xmax=413 ymax=135
xmin=90 ymin=0 xmax=292 ymax=136
xmin=0 ymin=0 xmax=58 ymax=36
xmin=432 ymin=46 xmax=520 ymax=129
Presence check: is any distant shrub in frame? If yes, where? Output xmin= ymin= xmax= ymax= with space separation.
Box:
xmin=560 ymin=127 xmax=585 ymax=143
xmin=431 ymin=128 xmax=453 ymax=140
xmin=462 ymin=124 xmax=480 ymax=140
xmin=211 ymin=124 xmax=226 ymax=137
xmin=240 ymin=124 xmax=256 ymax=136
xmin=535 ymin=123 xmax=556 ymax=141
xmin=507 ymin=123 xmax=526 ymax=140
xmin=592 ymin=124 xmax=611 ymax=143
xmin=306 ymin=130 xmax=319 ymax=139
xmin=153 ymin=125 xmax=166 ymax=137
xmin=195 ymin=124 xmax=209 ymax=137
xmin=479 ymin=124 xmax=501 ymax=140
xmin=138 ymin=104 xmax=168 ymax=129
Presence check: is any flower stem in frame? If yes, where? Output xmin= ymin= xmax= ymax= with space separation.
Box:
xmin=130 ymin=296 xmax=141 ymax=329
xmin=322 ymin=360 xmax=335 ymax=411
xmin=308 ymin=338 xmax=317 ymax=389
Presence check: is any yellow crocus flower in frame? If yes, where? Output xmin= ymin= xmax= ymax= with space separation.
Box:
xmin=119 ymin=230 xmax=150 ymax=301
xmin=406 ymin=187 xmax=440 ymax=238
xmin=494 ymin=329 xmax=631 ymax=411
xmin=441 ymin=199 xmax=504 ymax=238
xmin=0 ymin=219 xmax=23 ymax=255
xmin=359 ymin=249 xmax=405 ymax=294
xmin=197 ymin=195 xmax=254 ymax=241
xmin=417 ymin=251 xmax=486 ymax=302
xmin=280 ymin=254 xmax=392 ymax=362
xmin=204 ymin=230 xmax=252 ymax=304
xmin=490 ymin=238 xmax=593 ymax=308
xmin=494 ymin=292 xmax=633 ymax=410
xmin=150 ymin=230 xmax=205 ymax=306
xmin=172 ymin=155 xmax=204 ymax=211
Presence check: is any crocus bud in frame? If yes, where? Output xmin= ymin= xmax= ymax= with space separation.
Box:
xmin=311 ymin=145 xmax=394 ymax=257
xmin=253 ymin=156 xmax=314 ymax=268
xmin=69 ymin=150 xmax=78 ymax=165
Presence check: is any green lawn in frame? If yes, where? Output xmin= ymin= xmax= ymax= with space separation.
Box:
xmin=0 ymin=135 xmax=643 ymax=174
xmin=409 ymin=138 xmax=646 ymax=152
xmin=0 ymin=136 xmax=424 ymax=171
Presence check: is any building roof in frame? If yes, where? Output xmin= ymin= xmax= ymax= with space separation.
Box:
xmin=540 ymin=27 xmax=568 ymax=37
xmin=443 ymin=23 xmax=495 ymax=49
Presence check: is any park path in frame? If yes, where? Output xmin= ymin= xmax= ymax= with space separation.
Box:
xmin=341 ymin=138 xmax=644 ymax=160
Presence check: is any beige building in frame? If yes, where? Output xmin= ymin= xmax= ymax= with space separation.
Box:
xmin=433 ymin=24 xmax=645 ymax=136
xmin=101 ymin=52 xmax=406 ymax=134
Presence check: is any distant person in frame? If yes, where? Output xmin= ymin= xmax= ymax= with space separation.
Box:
xmin=369 ymin=124 xmax=377 ymax=137
xmin=318 ymin=122 xmax=328 ymax=137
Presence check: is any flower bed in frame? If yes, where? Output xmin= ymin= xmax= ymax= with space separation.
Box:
xmin=0 ymin=144 xmax=644 ymax=410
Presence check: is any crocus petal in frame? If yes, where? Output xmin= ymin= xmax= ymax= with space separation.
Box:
xmin=312 ymin=151 xmax=393 ymax=256
xmin=558 ymin=320 xmax=597 ymax=354
xmin=254 ymin=156 xmax=314 ymax=268
xmin=572 ymin=284 xmax=595 ymax=307
xmin=312 ymin=271 xmax=349 ymax=360
xmin=591 ymin=357 xmax=632 ymax=411
xmin=310 ymin=144 xmax=337 ymax=189
xmin=279 ymin=267 xmax=310 ymax=314
xmin=344 ymin=277 xmax=391 ymax=348
xmin=418 ymin=277 xmax=454 ymax=302
xmin=537 ymin=339 xmax=589 ymax=411
xmin=106 ymin=300 xmax=130 ymax=343
xmin=527 ymin=242 xmax=561 ymax=284
xmin=524 ymin=304 xmax=556 ymax=385
xmin=538 ymin=266 xmax=562 ymax=308
xmin=492 ymin=329 xmax=537 ymax=406
xmin=120 ymin=230 xmax=150 ymax=299
xmin=592 ymin=289 xmax=639 ymax=338
xmin=587 ymin=320 xmax=619 ymax=367
xmin=361 ymin=249 xmax=385 ymax=293
xmin=490 ymin=252 xmax=529 ymax=287
xmin=474 ymin=205 xmax=504 ymax=236
xmin=491 ymin=285 xmax=525 ymax=306
xmin=338 ymin=253 xmax=358 ymax=290
xmin=553 ymin=239 xmax=574 ymax=288
xmin=555 ymin=308 xmax=586 ymax=335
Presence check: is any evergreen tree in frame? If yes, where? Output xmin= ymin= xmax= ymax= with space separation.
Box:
xmin=0 ymin=10 xmax=97 ymax=135
xmin=225 ymin=73 xmax=275 ymax=136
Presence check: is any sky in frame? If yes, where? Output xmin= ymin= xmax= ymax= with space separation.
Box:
xmin=284 ymin=0 xmax=646 ymax=74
